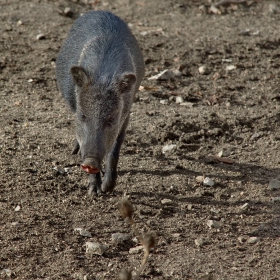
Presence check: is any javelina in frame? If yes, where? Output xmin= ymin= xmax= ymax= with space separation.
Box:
xmin=56 ymin=11 xmax=144 ymax=194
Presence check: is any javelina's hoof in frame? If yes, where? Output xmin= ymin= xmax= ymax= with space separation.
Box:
xmin=101 ymin=174 xmax=116 ymax=193
xmin=88 ymin=172 xmax=102 ymax=195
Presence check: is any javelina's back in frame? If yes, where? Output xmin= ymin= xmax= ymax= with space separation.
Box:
xmin=56 ymin=11 xmax=144 ymax=111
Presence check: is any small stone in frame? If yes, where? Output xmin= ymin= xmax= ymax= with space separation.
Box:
xmin=180 ymin=102 xmax=194 ymax=107
xmin=238 ymin=235 xmax=247 ymax=243
xmin=198 ymin=65 xmax=210 ymax=75
xmin=217 ymin=150 xmax=230 ymax=157
xmin=53 ymin=166 xmax=66 ymax=175
xmin=64 ymin=7 xmax=74 ymax=17
xmin=111 ymin=233 xmax=130 ymax=244
xmin=161 ymin=198 xmax=173 ymax=205
xmin=240 ymin=202 xmax=249 ymax=210
xmin=203 ymin=177 xmax=214 ymax=187
xmin=14 ymin=205 xmax=21 ymax=212
xmin=175 ymin=96 xmax=184 ymax=104
xmin=160 ymin=99 xmax=168 ymax=105
xmin=187 ymin=204 xmax=193 ymax=210
xmin=162 ymin=144 xmax=176 ymax=154
xmin=86 ymin=242 xmax=108 ymax=255
xmin=207 ymin=220 xmax=220 ymax=229
xmin=17 ymin=20 xmax=23 ymax=26
xmin=173 ymin=70 xmax=182 ymax=77
xmin=268 ymin=178 xmax=280 ymax=190
xmin=195 ymin=237 xmax=206 ymax=247
xmin=74 ymin=228 xmax=92 ymax=237
xmin=226 ymin=65 xmax=236 ymax=71
xmin=129 ymin=245 xmax=143 ymax=254
xmin=247 ymin=236 xmax=260 ymax=244
xmin=11 ymin=222 xmax=19 ymax=226
xmin=250 ymin=132 xmax=260 ymax=141
xmin=64 ymin=167 xmax=72 ymax=173
xmin=196 ymin=175 xmax=204 ymax=183
xmin=36 ymin=34 xmax=46 ymax=40
xmin=148 ymin=69 xmax=174 ymax=81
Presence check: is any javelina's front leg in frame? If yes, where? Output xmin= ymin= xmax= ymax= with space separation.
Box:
xmin=72 ymin=140 xmax=80 ymax=155
xmin=101 ymin=119 xmax=128 ymax=193
xmin=88 ymin=172 xmax=102 ymax=195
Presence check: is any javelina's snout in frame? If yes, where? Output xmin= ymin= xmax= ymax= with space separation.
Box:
xmin=81 ymin=157 xmax=100 ymax=174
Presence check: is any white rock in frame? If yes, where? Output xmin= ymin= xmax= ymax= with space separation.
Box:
xmin=180 ymin=102 xmax=194 ymax=107
xmin=217 ymin=150 xmax=230 ymax=157
xmin=198 ymin=65 xmax=210 ymax=75
xmin=175 ymin=96 xmax=184 ymax=104
xmin=207 ymin=220 xmax=220 ymax=229
xmin=240 ymin=203 xmax=249 ymax=210
xmin=162 ymin=144 xmax=176 ymax=154
xmin=160 ymin=99 xmax=168 ymax=105
xmin=195 ymin=237 xmax=206 ymax=247
xmin=36 ymin=33 xmax=45 ymax=40
xmin=111 ymin=233 xmax=130 ymax=244
xmin=268 ymin=178 xmax=280 ymax=190
xmin=53 ymin=166 xmax=65 ymax=175
xmin=86 ymin=242 xmax=108 ymax=255
xmin=129 ymin=245 xmax=143 ymax=254
xmin=74 ymin=228 xmax=92 ymax=237
xmin=161 ymin=198 xmax=173 ymax=205
xmin=226 ymin=65 xmax=236 ymax=71
xmin=247 ymin=236 xmax=260 ymax=244
xmin=203 ymin=177 xmax=214 ymax=187
xmin=14 ymin=205 xmax=21 ymax=212
xmin=196 ymin=175 xmax=204 ymax=183
xmin=148 ymin=70 xmax=174 ymax=81
xmin=238 ymin=235 xmax=247 ymax=243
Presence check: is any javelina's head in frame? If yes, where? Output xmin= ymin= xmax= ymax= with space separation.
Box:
xmin=71 ymin=66 xmax=136 ymax=174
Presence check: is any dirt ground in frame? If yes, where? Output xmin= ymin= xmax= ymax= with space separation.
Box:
xmin=1 ymin=0 xmax=280 ymax=279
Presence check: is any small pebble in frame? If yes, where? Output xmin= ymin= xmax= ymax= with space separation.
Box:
xmin=129 ymin=245 xmax=143 ymax=254
xmin=247 ymin=236 xmax=260 ymax=244
xmin=160 ymin=99 xmax=168 ymax=105
xmin=240 ymin=202 xmax=249 ymax=210
xmin=36 ymin=34 xmax=46 ymax=40
xmin=195 ymin=237 xmax=206 ymax=247
xmin=162 ymin=144 xmax=176 ymax=154
xmin=196 ymin=175 xmax=204 ymax=183
xmin=86 ymin=242 xmax=108 ymax=255
xmin=74 ymin=228 xmax=92 ymax=237
xmin=111 ymin=233 xmax=130 ymax=244
xmin=198 ymin=65 xmax=210 ymax=75
xmin=14 ymin=205 xmax=21 ymax=212
xmin=238 ymin=235 xmax=247 ymax=244
xmin=161 ymin=198 xmax=173 ymax=205
xmin=207 ymin=220 xmax=220 ymax=229
xmin=175 ymin=96 xmax=184 ymax=104
xmin=226 ymin=65 xmax=236 ymax=71
xmin=203 ymin=177 xmax=214 ymax=187
xmin=148 ymin=69 xmax=174 ymax=81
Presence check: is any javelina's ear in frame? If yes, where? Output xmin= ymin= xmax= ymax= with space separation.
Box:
xmin=71 ymin=66 xmax=89 ymax=88
xmin=118 ymin=73 xmax=136 ymax=94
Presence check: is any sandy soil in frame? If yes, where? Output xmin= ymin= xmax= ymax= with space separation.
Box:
xmin=1 ymin=0 xmax=280 ymax=279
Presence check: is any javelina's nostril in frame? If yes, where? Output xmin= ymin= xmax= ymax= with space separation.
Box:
xmin=81 ymin=164 xmax=100 ymax=174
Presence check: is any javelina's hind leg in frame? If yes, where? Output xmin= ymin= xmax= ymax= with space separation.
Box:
xmin=88 ymin=172 xmax=102 ymax=195
xmin=101 ymin=120 xmax=128 ymax=193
